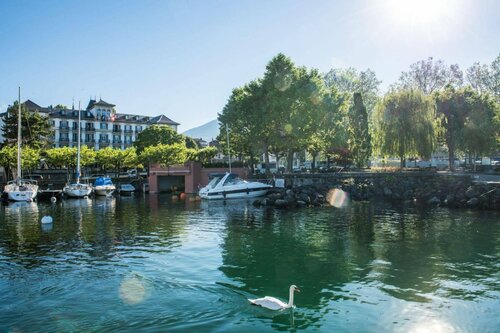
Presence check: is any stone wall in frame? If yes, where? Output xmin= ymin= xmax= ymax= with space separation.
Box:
xmin=254 ymin=172 xmax=500 ymax=210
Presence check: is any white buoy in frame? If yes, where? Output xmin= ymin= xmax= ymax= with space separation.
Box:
xmin=50 ymin=196 xmax=57 ymax=203
xmin=41 ymin=215 xmax=53 ymax=224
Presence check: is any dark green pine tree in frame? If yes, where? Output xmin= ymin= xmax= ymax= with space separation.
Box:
xmin=348 ymin=93 xmax=372 ymax=168
xmin=1 ymin=101 xmax=53 ymax=149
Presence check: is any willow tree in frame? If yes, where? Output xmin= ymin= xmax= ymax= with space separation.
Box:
xmin=374 ymin=89 xmax=436 ymax=168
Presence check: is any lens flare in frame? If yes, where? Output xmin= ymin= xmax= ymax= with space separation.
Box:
xmin=119 ymin=274 xmax=148 ymax=305
xmin=326 ymin=188 xmax=348 ymax=208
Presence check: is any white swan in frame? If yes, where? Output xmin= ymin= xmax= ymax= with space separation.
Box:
xmin=248 ymin=285 xmax=300 ymax=310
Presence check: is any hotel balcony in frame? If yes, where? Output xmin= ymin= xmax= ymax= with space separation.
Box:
xmin=85 ymin=127 xmax=96 ymax=132
xmin=59 ymin=126 xmax=70 ymax=132
xmin=113 ymin=128 xmax=122 ymax=133
xmin=124 ymin=129 xmax=133 ymax=133
xmin=112 ymin=140 xmax=122 ymax=147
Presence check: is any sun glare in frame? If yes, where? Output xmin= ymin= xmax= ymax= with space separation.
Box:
xmin=384 ymin=0 xmax=450 ymax=25
xmin=380 ymin=0 xmax=462 ymax=36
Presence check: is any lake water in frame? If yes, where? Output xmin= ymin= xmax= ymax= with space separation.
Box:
xmin=0 ymin=195 xmax=498 ymax=332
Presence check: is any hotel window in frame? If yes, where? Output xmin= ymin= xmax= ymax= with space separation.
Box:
xmin=100 ymin=122 xmax=108 ymax=129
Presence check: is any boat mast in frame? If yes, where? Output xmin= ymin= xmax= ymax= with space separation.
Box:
xmin=76 ymin=101 xmax=81 ymax=183
xmin=226 ymin=124 xmax=231 ymax=173
xmin=16 ymin=86 xmax=22 ymax=183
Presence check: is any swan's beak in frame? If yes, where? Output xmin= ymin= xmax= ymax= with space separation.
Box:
xmin=295 ymin=288 xmax=301 ymax=293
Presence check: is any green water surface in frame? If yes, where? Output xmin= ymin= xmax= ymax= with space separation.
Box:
xmin=0 ymin=195 xmax=498 ymax=332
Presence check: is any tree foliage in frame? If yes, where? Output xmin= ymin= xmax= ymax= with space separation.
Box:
xmin=348 ymin=93 xmax=371 ymax=168
xmin=394 ymin=57 xmax=463 ymax=94
xmin=140 ymin=143 xmax=187 ymax=168
xmin=466 ymin=53 xmax=500 ymax=102
xmin=324 ymin=67 xmax=381 ymax=115
xmin=1 ymin=101 xmax=53 ymax=149
xmin=0 ymin=145 xmax=40 ymax=179
xmin=133 ymin=125 xmax=184 ymax=153
xmin=374 ymin=89 xmax=436 ymax=167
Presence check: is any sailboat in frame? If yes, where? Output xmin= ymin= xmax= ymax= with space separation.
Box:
xmin=62 ymin=102 xmax=92 ymax=198
xmin=3 ymin=87 xmax=39 ymax=202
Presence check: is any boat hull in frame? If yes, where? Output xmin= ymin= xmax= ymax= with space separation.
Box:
xmin=94 ymin=185 xmax=115 ymax=196
xmin=63 ymin=184 xmax=92 ymax=198
xmin=199 ymin=187 xmax=270 ymax=200
xmin=3 ymin=182 xmax=38 ymax=202
xmin=7 ymin=189 xmax=37 ymax=202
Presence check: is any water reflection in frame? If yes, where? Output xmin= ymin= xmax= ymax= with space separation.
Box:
xmin=0 ymin=196 xmax=498 ymax=332
xmin=218 ymin=201 xmax=499 ymax=331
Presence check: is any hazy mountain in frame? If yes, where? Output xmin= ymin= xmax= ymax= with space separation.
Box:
xmin=183 ymin=119 xmax=219 ymax=142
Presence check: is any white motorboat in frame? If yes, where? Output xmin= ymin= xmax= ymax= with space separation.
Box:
xmin=63 ymin=102 xmax=92 ymax=199
xmin=3 ymin=88 xmax=38 ymax=202
xmin=94 ymin=177 xmax=115 ymax=196
xmin=199 ymin=173 xmax=271 ymax=200
xmin=118 ymin=183 xmax=135 ymax=195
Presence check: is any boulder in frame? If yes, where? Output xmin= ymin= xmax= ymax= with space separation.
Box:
xmin=296 ymin=200 xmax=307 ymax=207
xmin=274 ymin=199 xmax=288 ymax=208
xmin=465 ymin=186 xmax=478 ymax=199
xmin=444 ymin=194 xmax=455 ymax=205
xmin=466 ymin=197 xmax=479 ymax=207
xmin=427 ymin=196 xmax=440 ymax=205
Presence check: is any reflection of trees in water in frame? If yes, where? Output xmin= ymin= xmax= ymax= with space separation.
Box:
xmin=369 ymin=204 xmax=499 ymax=301
xmin=218 ymin=202 xmax=376 ymax=330
xmin=218 ymin=201 xmax=499 ymax=329
xmin=0 ymin=196 xmax=188 ymax=268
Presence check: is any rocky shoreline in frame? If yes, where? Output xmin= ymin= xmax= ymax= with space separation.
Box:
xmin=253 ymin=174 xmax=500 ymax=210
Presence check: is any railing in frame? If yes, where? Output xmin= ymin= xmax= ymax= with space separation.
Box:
xmin=124 ymin=129 xmax=133 ymax=133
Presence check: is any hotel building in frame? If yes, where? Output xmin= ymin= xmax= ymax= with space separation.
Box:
xmin=1 ymin=99 xmax=179 ymax=150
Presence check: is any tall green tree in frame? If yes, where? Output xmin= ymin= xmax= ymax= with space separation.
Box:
xmin=1 ymin=101 xmax=53 ymax=149
xmin=218 ymin=82 xmax=264 ymax=173
xmin=434 ymin=87 xmax=472 ymax=170
xmin=461 ymin=93 xmax=498 ymax=160
xmin=348 ymin=93 xmax=372 ymax=168
xmin=133 ymin=125 xmax=183 ymax=153
xmin=374 ymin=89 xmax=436 ymax=168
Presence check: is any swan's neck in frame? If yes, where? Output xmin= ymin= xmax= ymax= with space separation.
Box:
xmin=287 ymin=288 xmax=295 ymax=307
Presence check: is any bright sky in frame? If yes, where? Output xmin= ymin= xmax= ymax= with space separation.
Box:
xmin=0 ymin=0 xmax=498 ymax=131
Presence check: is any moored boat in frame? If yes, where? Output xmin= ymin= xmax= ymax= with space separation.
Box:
xmin=3 ymin=88 xmax=38 ymax=202
xmin=199 ymin=173 xmax=271 ymax=200
xmin=118 ymin=183 xmax=136 ymax=195
xmin=62 ymin=102 xmax=92 ymax=199
xmin=94 ymin=177 xmax=115 ymax=196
